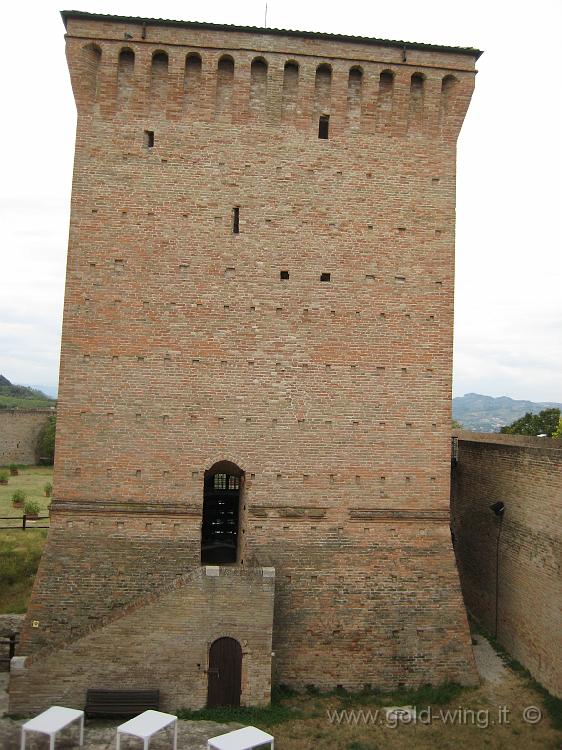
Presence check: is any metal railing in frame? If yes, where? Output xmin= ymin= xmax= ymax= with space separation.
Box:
xmin=0 ymin=515 xmax=50 ymax=530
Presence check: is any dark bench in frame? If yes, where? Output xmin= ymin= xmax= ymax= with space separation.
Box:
xmin=85 ymin=688 xmax=160 ymax=718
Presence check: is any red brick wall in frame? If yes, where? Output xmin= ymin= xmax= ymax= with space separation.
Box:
xmin=451 ymin=433 xmax=562 ymax=697
xmin=13 ymin=14 xmax=479 ymax=709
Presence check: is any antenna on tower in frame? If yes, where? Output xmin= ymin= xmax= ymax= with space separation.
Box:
xmin=264 ymin=3 xmax=268 ymax=27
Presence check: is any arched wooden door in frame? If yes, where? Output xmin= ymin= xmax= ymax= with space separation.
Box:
xmin=207 ymin=637 xmax=242 ymax=708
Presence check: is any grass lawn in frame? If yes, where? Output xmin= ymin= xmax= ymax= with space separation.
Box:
xmin=0 ymin=465 xmax=53 ymax=523
xmin=0 ymin=396 xmax=54 ymax=409
xmin=178 ymin=676 xmax=561 ymax=750
xmin=0 ymin=465 xmax=52 ymax=613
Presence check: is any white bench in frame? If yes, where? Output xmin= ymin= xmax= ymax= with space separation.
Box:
xmin=21 ymin=706 xmax=84 ymax=750
xmin=207 ymin=726 xmax=274 ymax=750
xmin=116 ymin=709 xmax=177 ymax=750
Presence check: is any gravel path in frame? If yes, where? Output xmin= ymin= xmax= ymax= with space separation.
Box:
xmin=0 ymin=674 xmax=239 ymax=750
xmin=472 ymin=633 xmax=510 ymax=684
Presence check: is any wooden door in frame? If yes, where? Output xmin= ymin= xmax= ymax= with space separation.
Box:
xmin=207 ymin=637 xmax=242 ymax=708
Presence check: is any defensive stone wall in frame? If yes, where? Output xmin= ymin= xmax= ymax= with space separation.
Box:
xmin=0 ymin=410 xmax=53 ymax=465
xmin=451 ymin=432 xmax=562 ymax=697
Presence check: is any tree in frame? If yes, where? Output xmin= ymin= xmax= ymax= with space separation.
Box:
xmin=552 ymin=418 xmax=562 ymax=440
xmin=36 ymin=415 xmax=56 ymax=464
xmin=452 ymin=419 xmax=464 ymax=430
xmin=500 ymin=408 xmax=560 ymax=437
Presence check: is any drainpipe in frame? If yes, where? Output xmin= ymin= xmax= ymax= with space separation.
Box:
xmin=489 ymin=501 xmax=505 ymax=639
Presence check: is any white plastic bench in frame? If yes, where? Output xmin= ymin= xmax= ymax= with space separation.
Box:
xmin=207 ymin=725 xmax=274 ymax=750
xmin=116 ymin=709 xmax=177 ymax=750
xmin=21 ymin=706 xmax=84 ymax=750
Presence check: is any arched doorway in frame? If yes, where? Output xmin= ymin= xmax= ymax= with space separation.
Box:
xmin=201 ymin=461 xmax=243 ymax=564
xmin=207 ymin=637 xmax=242 ymax=708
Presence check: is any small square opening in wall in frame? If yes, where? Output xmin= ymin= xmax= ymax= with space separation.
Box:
xmin=318 ymin=115 xmax=330 ymax=139
xmin=320 ymin=272 xmax=331 ymax=282
xmin=280 ymin=270 xmax=289 ymax=280
xmin=144 ymin=130 xmax=155 ymax=148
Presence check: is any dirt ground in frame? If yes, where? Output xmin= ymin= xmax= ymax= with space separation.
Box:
xmin=0 ymin=633 xmax=560 ymax=749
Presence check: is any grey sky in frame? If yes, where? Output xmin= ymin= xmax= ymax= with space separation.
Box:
xmin=1 ymin=0 xmax=560 ymax=401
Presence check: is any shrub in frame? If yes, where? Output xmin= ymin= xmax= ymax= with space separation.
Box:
xmin=24 ymin=500 xmax=41 ymax=517
xmin=44 ymin=482 xmax=53 ymax=497
xmin=12 ymin=489 xmax=27 ymax=505
xmin=36 ymin=415 xmax=56 ymax=464
xmin=0 ymin=470 xmax=8 ymax=485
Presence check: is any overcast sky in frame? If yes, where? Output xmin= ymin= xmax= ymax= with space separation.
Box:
xmin=1 ymin=0 xmax=560 ymax=401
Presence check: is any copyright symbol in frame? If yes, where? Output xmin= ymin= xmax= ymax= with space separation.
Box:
xmin=523 ymin=706 xmax=542 ymax=724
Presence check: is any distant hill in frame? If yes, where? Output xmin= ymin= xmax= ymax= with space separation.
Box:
xmin=0 ymin=375 xmax=56 ymax=410
xmin=23 ymin=384 xmax=58 ymax=399
xmin=453 ymin=393 xmax=562 ymax=432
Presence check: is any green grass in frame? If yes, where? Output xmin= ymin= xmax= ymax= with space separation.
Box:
xmin=309 ymin=681 xmax=467 ymax=708
xmin=0 ymin=465 xmax=53 ymax=526
xmin=0 ymin=466 xmax=52 ymax=612
xmin=176 ymin=682 xmax=466 ymax=730
xmin=0 ymin=384 xmax=55 ymax=410
xmin=502 ymin=656 xmax=562 ymax=730
xmin=0 ymin=396 xmax=54 ymax=409
xmin=0 ymin=529 xmax=47 ymax=612
xmin=471 ymin=619 xmax=562 ymax=731
xmin=176 ymin=700 xmax=301 ymax=726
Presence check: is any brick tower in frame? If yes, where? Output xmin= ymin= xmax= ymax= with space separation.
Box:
xmin=10 ymin=11 xmax=481 ymax=712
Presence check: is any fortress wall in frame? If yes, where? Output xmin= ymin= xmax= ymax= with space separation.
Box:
xmin=451 ymin=434 xmax=562 ymax=697
xmin=0 ymin=410 xmax=53 ymax=465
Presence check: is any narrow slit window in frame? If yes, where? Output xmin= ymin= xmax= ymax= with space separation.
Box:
xmin=280 ymin=270 xmax=289 ymax=280
xmin=232 ymin=206 xmax=240 ymax=234
xmin=144 ymin=130 xmax=154 ymax=148
xmin=318 ymin=115 xmax=330 ymax=139
xmin=320 ymin=272 xmax=331 ymax=282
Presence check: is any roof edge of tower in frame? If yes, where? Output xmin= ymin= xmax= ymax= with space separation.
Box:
xmin=60 ymin=10 xmax=483 ymax=60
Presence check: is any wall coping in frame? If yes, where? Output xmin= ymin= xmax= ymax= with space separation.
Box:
xmin=0 ymin=408 xmax=55 ymax=415
xmin=453 ymin=431 xmax=562 ymax=453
